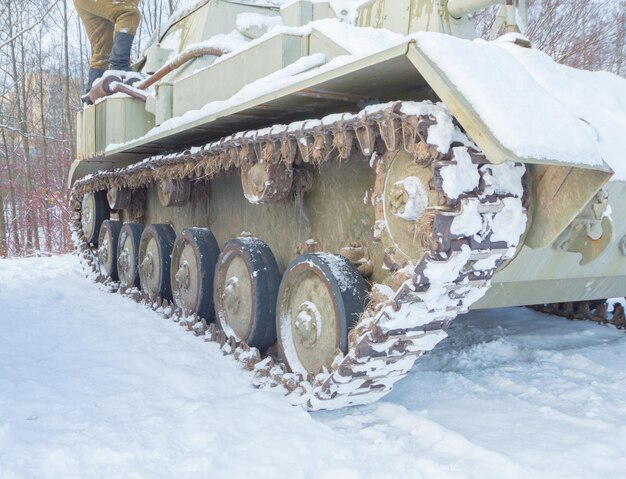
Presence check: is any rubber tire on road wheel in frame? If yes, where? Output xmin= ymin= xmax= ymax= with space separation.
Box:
xmin=214 ymin=237 xmax=280 ymax=351
xmin=98 ymin=220 xmax=122 ymax=280
xmin=276 ymin=253 xmax=368 ymax=376
xmin=139 ymin=224 xmax=177 ymax=301
xmin=171 ymin=228 xmax=220 ymax=319
xmin=117 ymin=223 xmax=144 ymax=288
xmin=81 ymin=191 xmax=110 ymax=245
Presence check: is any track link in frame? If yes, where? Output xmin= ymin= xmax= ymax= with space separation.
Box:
xmin=530 ymin=301 xmax=626 ymax=330
xmin=71 ymin=101 xmax=527 ymax=411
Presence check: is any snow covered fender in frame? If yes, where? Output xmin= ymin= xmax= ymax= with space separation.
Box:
xmin=405 ymin=35 xmax=618 ymax=249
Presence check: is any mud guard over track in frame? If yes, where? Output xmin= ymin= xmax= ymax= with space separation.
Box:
xmin=70 ymin=102 xmax=527 ymax=411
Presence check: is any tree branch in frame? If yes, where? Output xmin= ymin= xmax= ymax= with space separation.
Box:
xmin=0 ymin=0 xmax=61 ymax=50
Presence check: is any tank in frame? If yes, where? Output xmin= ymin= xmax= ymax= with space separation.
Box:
xmin=68 ymin=0 xmax=626 ymax=410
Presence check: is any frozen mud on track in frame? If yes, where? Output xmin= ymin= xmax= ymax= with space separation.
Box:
xmin=1 ymin=255 xmax=625 ymax=479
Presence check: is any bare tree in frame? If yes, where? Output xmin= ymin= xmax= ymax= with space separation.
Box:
xmin=7 ymin=0 xmax=37 ymax=251
xmin=62 ymin=0 xmax=75 ymax=159
xmin=0 ymin=193 xmax=6 ymax=257
xmin=473 ymin=0 xmax=625 ymax=75
xmin=1 ymin=122 xmax=20 ymax=255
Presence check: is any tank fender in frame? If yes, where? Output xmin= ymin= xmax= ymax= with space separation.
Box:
xmin=68 ymin=158 xmax=136 ymax=189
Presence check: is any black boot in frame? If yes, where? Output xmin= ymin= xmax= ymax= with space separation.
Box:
xmin=86 ymin=67 xmax=105 ymax=92
xmin=81 ymin=67 xmax=105 ymax=104
xmin=109 ymin=31 xmax=134 ymax=71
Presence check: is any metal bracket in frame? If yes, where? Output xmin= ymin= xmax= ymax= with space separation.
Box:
xmin=554 ymin=188 xmax=613 ymax=265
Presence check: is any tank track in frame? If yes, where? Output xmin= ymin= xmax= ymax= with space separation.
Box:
xmin=529 ymin=301 xmax=626 ymax=330
xmin=70 ymin=101 xmax=527 ymax=411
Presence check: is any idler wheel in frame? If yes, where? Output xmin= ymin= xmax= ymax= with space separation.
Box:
xmin=276 ymin=253 xmax=367 ymax=376
xmin=117 ymin=223 xmax=144 ymax=288
xmin=97 ymin=220 xmax=122 ymax=280
xmin=81 ymin=191 xmax=110 ymax=244
xmin=138 ymin=224 xmax=177 ymax=300
xmin=213 ymin=237 xmax=280 ymax=351
xmin=107 ymin=187 xmax=132 ymax=210
xmin=171 ymin=228 xmax=220 ymax=318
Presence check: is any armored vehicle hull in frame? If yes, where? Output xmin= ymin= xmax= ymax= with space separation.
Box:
xmin=70 ymin=0 xmax=626 ymax=409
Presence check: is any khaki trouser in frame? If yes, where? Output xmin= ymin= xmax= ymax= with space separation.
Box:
xmin=74 ymin=0 xmax=141 ymax=70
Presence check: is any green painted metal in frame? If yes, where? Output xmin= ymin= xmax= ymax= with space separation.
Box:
xmin=477 ymin=181 xmax=626 ymax=308
xmin=171 ymin=33 xmax=309 ymax=117
xmin=133 ymin=157 xmax=387 ymax=281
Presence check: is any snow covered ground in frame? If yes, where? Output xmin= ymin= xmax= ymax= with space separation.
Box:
xmin=1 ymin=255 xmax=625 ymax=479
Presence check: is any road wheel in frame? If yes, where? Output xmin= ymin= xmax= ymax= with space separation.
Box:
xmin=171 ymin=228 xmax=220 ymax=318
xmin=139 ymin=224 xmax=176 ymax=300
xmin=214 ymin=237 xmax=280 ymax=351
xmin=81 ymin=191 xmax=110 ymax=244
xmin=277 ymin=253 xmax=368 ymax=376
xmin=117 ymin=223 xmax=144 ymax=288
xmin=97 ymin=220 xmax=122 ymax=280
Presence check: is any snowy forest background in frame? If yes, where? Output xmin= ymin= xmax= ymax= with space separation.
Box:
xmin=0 ymin=0 xmax=623 ymax=258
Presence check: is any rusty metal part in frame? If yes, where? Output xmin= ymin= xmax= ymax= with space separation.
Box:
xmin=135 ymin=46 xmax=226 ymax=91
xmin=72 ymin=103 xmax=450 ymax=200
xmin=241 ymin=161 xmax=293 ymax=203
xmin=531 ymin=300 xmax=625 ymax=328
xmin=340 ymin=243 xmax=373 ymax=278
xmin=71 ymin=103 xmax=527 ymax=410
xmin=87 ymin=74 xmax=123 ymax=103
xmin=87 ymin=47 xmax=226 ymax=104
xmin=111 ymin=82 xmax=148 ymax=102
xmin=87 ymin=73 xmax=148 ymax=104
xmin=613 ymin=302 xmax=626 ymax=329
xmin=158 ymin=179 xmax=191 ymax=207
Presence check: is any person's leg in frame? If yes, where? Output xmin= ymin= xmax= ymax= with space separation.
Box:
xmin=104 ymin=0 xmax=141 ymax=71
xmin=74 ymin=0 xmax=114 ymax=90
xmin=105 ymin=0 xmax=141 ymax=36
